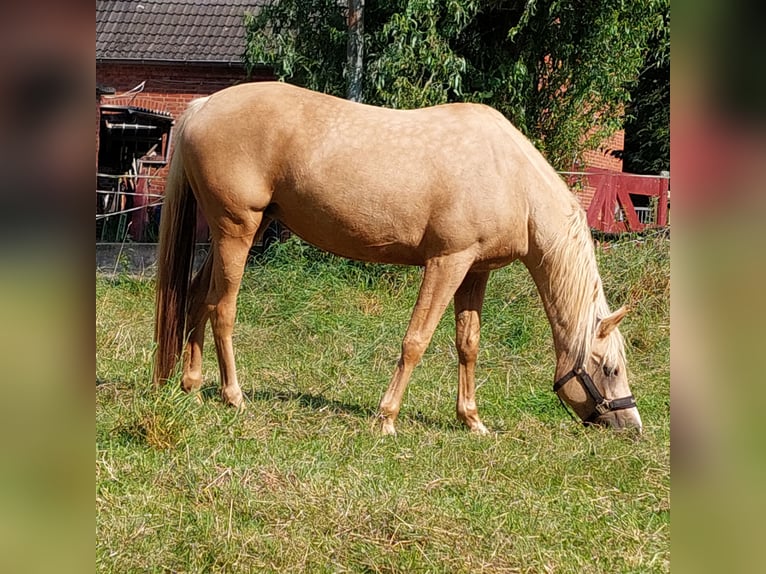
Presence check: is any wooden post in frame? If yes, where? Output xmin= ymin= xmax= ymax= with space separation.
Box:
xmin=657 ymin=176 xmax=670 ymax=227
xmin=347 ymin=0 xmax=364 ymax=102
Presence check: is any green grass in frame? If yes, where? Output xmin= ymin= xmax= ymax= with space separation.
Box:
xmin=96 ymin=232 xmax=670 ymax=573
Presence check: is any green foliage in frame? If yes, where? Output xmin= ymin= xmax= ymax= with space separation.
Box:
xmin=244 ymin=0 xmax=668 ymax=169
xmin=244 ymin=0 xmax=348 ymax=95
xmin=621 ymin=2 xmax=670 ymax=174
xmin=366 ymin=0 xmax=477 ymax=108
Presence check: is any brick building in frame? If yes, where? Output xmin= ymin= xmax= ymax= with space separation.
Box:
xmin=576 ymin=130 xmax=625 ymax=208
xmin=96 ymin=0 xmax=272 ymax=241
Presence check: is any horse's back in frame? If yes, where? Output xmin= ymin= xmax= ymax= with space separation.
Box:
xmin=180 ymin=82 xmax=558 ymax=266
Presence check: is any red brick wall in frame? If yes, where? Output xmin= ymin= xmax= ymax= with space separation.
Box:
xmin=582 ymin=130 xmax=624 ymax=171
xmin=96 ymin=61 xmax=274 ymax=195
xmin=97 ymin=61 xmax=273 ymax=118
xmin=574 ymin=130 xmax=625 ymax=209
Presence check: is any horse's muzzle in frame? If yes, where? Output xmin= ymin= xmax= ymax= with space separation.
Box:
xmin=592 ymin=407 xmax=643 ymax=432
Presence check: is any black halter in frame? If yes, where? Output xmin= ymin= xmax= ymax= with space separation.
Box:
xmin=553 ymin=366 xmax=637 ymax=424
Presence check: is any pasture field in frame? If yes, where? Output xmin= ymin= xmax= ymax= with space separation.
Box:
xmin=96 ymin=233 xmax=669 ymax=573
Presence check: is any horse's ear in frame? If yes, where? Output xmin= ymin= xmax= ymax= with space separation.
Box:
xmin=597 ymin=306 xmax=629 ymax=339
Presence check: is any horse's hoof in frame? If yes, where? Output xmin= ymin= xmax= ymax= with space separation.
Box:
xmin=222 ymin=390 xmax=244 ymax=409
xmin=378 ymin=418 xmax=397 ymax=436
xmin=470 ymin=422 xmax=490 ymax=436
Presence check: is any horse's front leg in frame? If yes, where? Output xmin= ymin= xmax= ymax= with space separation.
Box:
xmin=377 ymin=252 xmax=476 ymax=435
xmin=454 ymin=271 xmax=490 ymax=434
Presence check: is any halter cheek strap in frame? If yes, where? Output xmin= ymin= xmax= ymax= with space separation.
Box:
xmin=553 ymin=366 xmax=637 ymax=424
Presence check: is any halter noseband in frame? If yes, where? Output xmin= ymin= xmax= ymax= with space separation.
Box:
xmin=553 ymin=366 xmax=636 ymax=425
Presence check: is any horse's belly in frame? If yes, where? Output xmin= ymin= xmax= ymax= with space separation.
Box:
xmin=268 ymin=204 xmax=427 ymax=265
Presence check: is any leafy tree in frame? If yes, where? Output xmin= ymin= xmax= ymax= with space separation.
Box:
xmin=621 ymin=5 xmax=670 ymax=174
xmin=245 ymin=0 xmax=667 ymax=170
xmin=245 ymin=0 xmax=348 ymax=96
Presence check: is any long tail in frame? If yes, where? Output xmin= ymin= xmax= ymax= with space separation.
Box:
xmin=152 ymin=98 xmax=208 ymax=386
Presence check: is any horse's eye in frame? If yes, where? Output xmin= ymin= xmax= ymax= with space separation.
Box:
xmin=603 ymin=365 xmax=619 ymax=377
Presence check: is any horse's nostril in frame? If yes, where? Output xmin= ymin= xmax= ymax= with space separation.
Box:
xmin=594 ymin=410 xmax=643 ymax=432
xmin=615 ymin=411 xmax=643 ymax=432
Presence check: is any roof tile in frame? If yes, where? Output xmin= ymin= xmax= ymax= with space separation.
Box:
xmin=96 ymin=0 xmax=267 ymax=63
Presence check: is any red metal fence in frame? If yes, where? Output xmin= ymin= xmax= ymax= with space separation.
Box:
xmin=568 ymin=169 xmax=670 ymax=233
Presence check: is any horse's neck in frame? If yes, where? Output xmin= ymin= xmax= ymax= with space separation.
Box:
xmin=523 ymin=201 xmax=599 ymax=371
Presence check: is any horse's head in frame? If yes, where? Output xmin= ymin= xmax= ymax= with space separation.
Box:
xmin=554 ymin=306 xmax=643 ymax=431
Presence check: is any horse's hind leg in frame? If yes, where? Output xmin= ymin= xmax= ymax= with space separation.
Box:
xmin=454 ymin=271 xmax=490 ymax=434
xmin=377 ymin=252 xmax=476 ymax=435
xmin=183 ymin=218 xmax=272 ymax=401
xmin=207 ymin=220 xmax=261 ymax=407
xmin=181 ymin=250 xmax=213 ymax=399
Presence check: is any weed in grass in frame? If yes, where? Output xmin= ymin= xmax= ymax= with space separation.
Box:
xmin=113 ymin=380 xmax=200 ymax=450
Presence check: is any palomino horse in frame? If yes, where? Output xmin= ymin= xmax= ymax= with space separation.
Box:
xmin=153 ymin=82 xmax=642 ymax=434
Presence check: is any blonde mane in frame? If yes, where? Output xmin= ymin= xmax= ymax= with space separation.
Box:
xmin=542 ymin=205 xmax=625 ymax=368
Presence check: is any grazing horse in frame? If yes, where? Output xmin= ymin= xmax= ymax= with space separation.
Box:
xmin=153 ymin=82 xmax=642 ymax=434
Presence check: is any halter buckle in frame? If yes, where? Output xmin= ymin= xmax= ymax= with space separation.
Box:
xmin=594 ymin=400 xmax=611 ymax=416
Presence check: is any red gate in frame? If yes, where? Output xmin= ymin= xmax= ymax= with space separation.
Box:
xmin=569 ymin=169 xmax=670 ymax=233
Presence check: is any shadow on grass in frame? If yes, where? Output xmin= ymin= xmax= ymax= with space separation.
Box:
xmin=240 ymin=387 xmax=461 ymax=432
xmin=247 ymin=388 xmax=375 ymax=418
